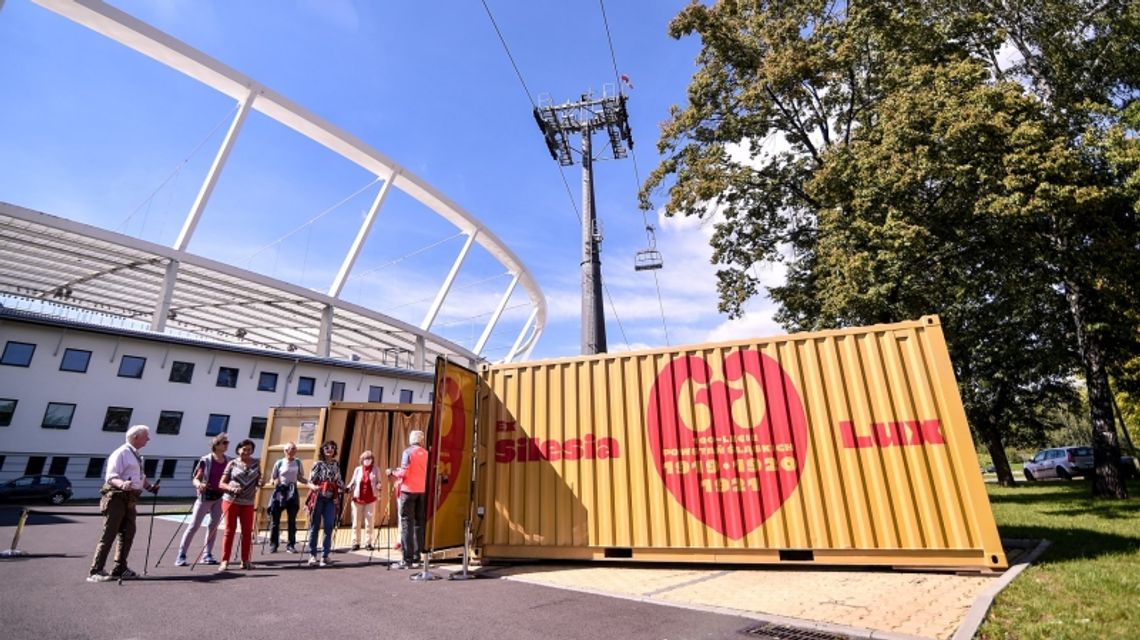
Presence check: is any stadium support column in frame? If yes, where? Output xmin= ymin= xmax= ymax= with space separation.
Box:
xmin=151 ymin=259 xmax=178 ymax=331
xmin=317 ymin=305 xmax=333 ymax=357
xmin=153 ymin=89 xmax=255 ymax=332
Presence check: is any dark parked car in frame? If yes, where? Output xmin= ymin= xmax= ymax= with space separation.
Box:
xmin=0 ymin=475 xmax=73 ymax=505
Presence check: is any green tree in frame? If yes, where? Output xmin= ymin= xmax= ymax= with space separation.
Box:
xmin=643 ymin=1 xmax=1140 ymax=495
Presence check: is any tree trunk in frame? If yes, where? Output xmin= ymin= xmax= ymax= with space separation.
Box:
xmin=1065 ymin=279 xmax=1129 ymax=498
xmin=977 ymin=386 xmax=1017 ymax=486
xmin=984 ymin=427 xmax=1017 ymax=487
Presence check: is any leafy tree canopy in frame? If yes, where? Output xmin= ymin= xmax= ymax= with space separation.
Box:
xmin=644 ymin=0 xmax=1140 ymax=495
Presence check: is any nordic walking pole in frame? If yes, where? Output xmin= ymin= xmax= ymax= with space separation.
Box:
xmin=298 ymin=492 xmax=314 ymax=566
xmin=143 ymin=480 xmax=161 ymax=576
xmin=257 ymin=501 xmax=269 ymax=555
xmin=329 ymin=492 xmax=344 ymax=558
xmin=155 ymin=505 xmax=191 ymax=567
xmin=371 ymin=481 xmax=389 ymax=566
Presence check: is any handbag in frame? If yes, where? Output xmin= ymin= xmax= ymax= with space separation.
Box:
xmin=304 ymin=489 xmax=317 ymax=514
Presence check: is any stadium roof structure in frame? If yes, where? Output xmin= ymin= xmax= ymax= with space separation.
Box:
xmin=0 ymin=0 xmax=548 ymax=370
xmin=0 ymin=201 xmax=485 ymax=368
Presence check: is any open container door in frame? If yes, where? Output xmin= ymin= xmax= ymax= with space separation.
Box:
xmin=424 ymin=356 xmax=480 ymax=557
xmin=258 ymin=407 xmax=328 ymax=532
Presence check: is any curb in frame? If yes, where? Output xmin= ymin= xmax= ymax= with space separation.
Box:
xmin=951 ymin=539 xmax=1052 ymax=640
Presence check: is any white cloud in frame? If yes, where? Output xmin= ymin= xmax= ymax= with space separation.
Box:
xmin=298 ymin=0 xmax=360 ymax=32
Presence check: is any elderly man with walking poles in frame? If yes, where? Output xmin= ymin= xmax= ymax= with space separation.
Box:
xmin=87 ymin=424 xmax=160 ymax=583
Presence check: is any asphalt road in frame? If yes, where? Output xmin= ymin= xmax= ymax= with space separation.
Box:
xmin=0 ymin=504 xmax=758 ymax=640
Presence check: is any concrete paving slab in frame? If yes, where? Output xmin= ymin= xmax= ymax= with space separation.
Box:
xmin=476 ymin=543 xmax=1037 ymax=640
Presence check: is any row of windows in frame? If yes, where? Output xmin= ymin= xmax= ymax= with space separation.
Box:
xmin=11 ymin=454 xmax=183 ymax=480
xmin=0 ymin=399 xmax=267 ymax=439
xmin=1 ymin=341 xmax=390 ymax=400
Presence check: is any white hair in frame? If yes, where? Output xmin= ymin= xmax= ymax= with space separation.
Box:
xmin=126 ymin=424 xmax=150 ymax=442
xmin=409 ymin=430 xmax=425 ymax=445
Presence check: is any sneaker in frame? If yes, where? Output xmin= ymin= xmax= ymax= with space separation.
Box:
xmin=111 ymin=568 xmax=138 ymax=579
xmin=393 ymin=561 xmax=410 ymax=570
xmin=201 ymin=555 xmax=219 ymax=565
xmin=308 ymin=556 xmax=319 ymax=567
xmin=174 ymin=555 xmax=188 ymax=567
xmin=319 ymin=557 xmax=330 ymax=567
xmin=269 ymin=546 xmax=278 ymax=554
xmin=242 ymin=562 xmax=255 ymax=570
xmin=285 ymin=545 xmax=297 ymax=554
xmin=217 ymin=561 xmax=230 ymax=571
xmin=87 ymin=572 xmax=113 ymax=583
xmin=351 ymin=544 xmax=360 ymax=551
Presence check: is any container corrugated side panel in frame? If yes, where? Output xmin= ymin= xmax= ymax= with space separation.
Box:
xmin=478 ymin=316 xmax=1006 ymax=569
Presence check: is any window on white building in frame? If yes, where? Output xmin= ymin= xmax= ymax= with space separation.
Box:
xmin=157 ymin=410 xmax=183 ymax=435
xmin=206 ymin=414 xmax=230 ymax=436
xmin=258 ymin=371 xmax=278 ymax=392
xmin=60 ymin=348 xmax=92 ymax=373
xmin=216 ymin=366 xmax=239 ymax=388
xmin=1 ymin=341 xmax=35 ymax=367
xmin=297 ymin=377 xmax=315 ymax=396
xmin=169 ymin=361 xmax=195 ymax=383
xmin=118 ymin=355 xmax=146 ymax=378
xmin=42 ymin=402 xmax=76 ymax=429
xmin=0 ymin=399 xmax=16 ymax=426
xmin=102 ymin=406 xmax=133 ymax=432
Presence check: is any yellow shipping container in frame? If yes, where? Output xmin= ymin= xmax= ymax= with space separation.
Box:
xmin=475 ymin=316 xmax=1007 ymax=570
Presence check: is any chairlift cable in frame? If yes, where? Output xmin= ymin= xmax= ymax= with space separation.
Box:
xmin=598 ymin=0 xmax=671 ymax=346
xmin=483 ymin=0 xmax=640 ymax=349
xmin=244 ymin=176 xmax=380 ymax=264
xmin=115 ymin=102 xmax=240 ymax=235
xmin=352 ymin=232 xmax=466 ymax=279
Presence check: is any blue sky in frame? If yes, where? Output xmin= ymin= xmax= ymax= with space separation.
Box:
xmin=0 ymin=0 xmax=784 ymax=361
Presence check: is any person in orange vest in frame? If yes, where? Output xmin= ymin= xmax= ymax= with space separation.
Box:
xmin=386 ymin=430 xmax=427 ymax=569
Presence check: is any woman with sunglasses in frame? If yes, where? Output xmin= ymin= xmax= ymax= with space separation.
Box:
xmin=175 ymin=433 xmax=230 ymax=566
xmin=306 ymin=440 xmax=345 ymax=567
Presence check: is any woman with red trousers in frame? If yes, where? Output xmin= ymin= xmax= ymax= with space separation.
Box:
xmin=219 ymin=439 xmax=262 ymax=571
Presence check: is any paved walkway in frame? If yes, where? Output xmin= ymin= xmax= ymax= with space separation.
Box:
xmin=467 ymin=541 xmax=1042 ymax=640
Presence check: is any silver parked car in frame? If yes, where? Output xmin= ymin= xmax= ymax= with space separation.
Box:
xmin=1023 ymin=446 xmax=1094 ymax=481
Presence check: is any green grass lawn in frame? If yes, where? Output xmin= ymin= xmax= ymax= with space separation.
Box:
xmin=978 ymin=479 xmax=1140 ymax=639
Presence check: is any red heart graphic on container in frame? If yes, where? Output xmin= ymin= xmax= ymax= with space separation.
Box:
xmin=647 ymin=349 xmax=808 ymax=539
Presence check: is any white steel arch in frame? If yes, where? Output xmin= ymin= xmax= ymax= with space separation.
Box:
xmin=30 ymin=0 xmax=546 ymax=362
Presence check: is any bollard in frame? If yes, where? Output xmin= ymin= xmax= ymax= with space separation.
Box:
xmin=1 ymin=507 xmax=30 ymax=557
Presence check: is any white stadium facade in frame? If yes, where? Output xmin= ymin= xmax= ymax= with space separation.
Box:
xmin=0 ymin=1 xmax=547 ymax=499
